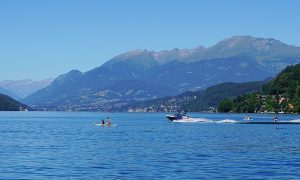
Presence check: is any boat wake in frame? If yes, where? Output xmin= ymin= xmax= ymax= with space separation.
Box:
xmin=172 ymin=118 xmax=237 ymax=124
xmin=171 ymin=118 xmax=300 ymax=124
xmin=289 ymin=119 xmax=300 ymax=123
xmin=216 ymin=119 xmax=238 ymax=124
xmin=173 ymin=118 xmax=214 ymax=123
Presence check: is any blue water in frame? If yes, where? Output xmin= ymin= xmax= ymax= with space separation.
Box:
xmin=1 ymin=112 xmax=300 ymax=179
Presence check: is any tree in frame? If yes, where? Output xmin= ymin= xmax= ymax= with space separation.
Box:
xmin=218 ymin=99 xmax=234 ymax=112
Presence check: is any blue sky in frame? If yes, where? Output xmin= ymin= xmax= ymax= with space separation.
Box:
xmin=0 ymin=0 xmax=299 ymax=80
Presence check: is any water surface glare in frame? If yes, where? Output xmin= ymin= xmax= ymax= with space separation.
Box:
xmin=1 ymin=112 xmax=300 ymax=179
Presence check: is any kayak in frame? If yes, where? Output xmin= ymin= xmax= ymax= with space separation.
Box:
xmin=93 ymin=123 xmax=115 ymax=126
xmin=94 ymin=123 xmax=110 ymax=126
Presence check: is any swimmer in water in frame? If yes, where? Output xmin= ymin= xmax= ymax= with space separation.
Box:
xmin=274 ymin=115 xmax=278 ymax=123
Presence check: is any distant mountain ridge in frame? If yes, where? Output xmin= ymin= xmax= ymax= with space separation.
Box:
xmin=24 ymin=36 xmax=300 ymax=111
xmin=0 ymin=78 xmax=53 ymax=100
xmin=104 ymin=36 xmax=300 ymax=71
xmin=0 ymin=86 xmax=20 ymax=100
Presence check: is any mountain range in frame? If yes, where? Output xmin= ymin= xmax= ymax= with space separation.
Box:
xmin=24 ymin=36 xmax=300 ymax=111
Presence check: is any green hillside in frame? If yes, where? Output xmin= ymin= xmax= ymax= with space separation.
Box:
xmin=122 ymin=81 xmax=264 ymax=112
xmin=218 ymin=64 xmax=300 ymax=113
xmin=0 ymin=94 xmax=28 ymax=111
xmin=181 ymin=81 xmax=264 ymax=111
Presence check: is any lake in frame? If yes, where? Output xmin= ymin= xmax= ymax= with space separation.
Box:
xmin=0 ymin=112 xmax=300 ymax=179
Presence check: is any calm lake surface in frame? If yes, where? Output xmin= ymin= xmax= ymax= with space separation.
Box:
xmin=1 ymin=112 xmax=300 ymax=179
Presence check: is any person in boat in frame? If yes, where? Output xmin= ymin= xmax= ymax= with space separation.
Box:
xmin=106 ymin=117 xmax=111 ymax=125
xmin=175 ymin=110 xmax=186 ymax=119
xmin=182 ymin=110 xmax=187 ymax=116
xmin=101 ymin=119 xmax=105 ymax=125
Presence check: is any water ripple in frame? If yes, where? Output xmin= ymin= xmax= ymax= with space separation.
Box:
xmin=0 ymin=112 xmax=300 ymax=179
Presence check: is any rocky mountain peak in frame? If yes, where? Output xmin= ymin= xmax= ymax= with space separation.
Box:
xmin=218 ymin=36 xmax=287 ymax=50
xmin=114 ymin=49 xmax=151 ymax=59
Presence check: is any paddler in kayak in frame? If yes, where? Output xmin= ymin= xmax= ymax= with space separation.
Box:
xmin=106 ymin=117 xmax=111 ymax=125
xmin=101 ymin=119 xmax=105 ymax=125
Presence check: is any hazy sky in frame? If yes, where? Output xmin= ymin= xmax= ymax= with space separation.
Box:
xmin=0 ymin=0 xmax=299 ymax=81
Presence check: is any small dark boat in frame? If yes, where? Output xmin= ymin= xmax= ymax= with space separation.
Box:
xmin=166 ymin=110 xmax=188 ymax=121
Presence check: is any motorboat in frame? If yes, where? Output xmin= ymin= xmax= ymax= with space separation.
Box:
xmin=166 ymin=110 xmax=189 ymax=121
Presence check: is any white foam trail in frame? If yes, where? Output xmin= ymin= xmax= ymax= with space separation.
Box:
xmin=173 ymin=118 xmax=214 ymax=123
xmin=216 ymin=119 xmax=238 ymax=124
xmin=172 ymin=118 xmax=239 ymax=124
xmin=289 ymin=119 xmax=300 ymax=123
